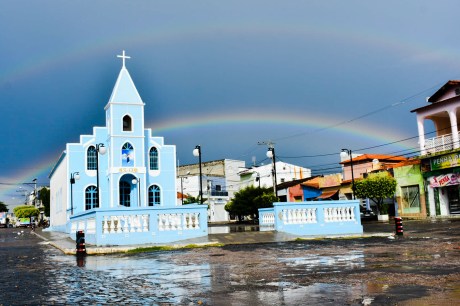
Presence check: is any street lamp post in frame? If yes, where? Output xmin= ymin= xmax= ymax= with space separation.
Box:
xmin=193 ymin=145 xmax=203 ymax=204
xmin=70 ymin=172 xmax=80 ymax=215
xmin=96 ymin=143 xmax=107 ymax=208
xmin=132 ymin=177 xmax=141 ymax=207
xmin=32 ymin=178 xmax=37 ymax=207
xmin=341 ymin=149 xmax=355 ymax=200
xmin=266 ymin=147 xmax=278 ymax=198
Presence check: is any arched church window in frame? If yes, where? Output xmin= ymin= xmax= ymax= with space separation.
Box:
xmin=119 ymin=181 xmax=131 ymax=207
xmin=123 ymin=115 xmax=132 ymax=131
xmin=87 ymin=146 xmax=97 ymax=170
xmin=85 ymin=185 xmax=98 ymax=210
xmin=122 ymin=142 xmax=134 ymax=166
xmin=148 ymin=185 xmax=161 ymax=206
xmin=149 ymin=147 xmax=159 ymax=170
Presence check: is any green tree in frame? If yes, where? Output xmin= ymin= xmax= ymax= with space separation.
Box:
xmin=354 ymin=175 xmax=397 ymax=215
xmin=225 ymin=186 xmax=276 ymax=222
xmin=13 ymin=205 xmax=40 ymax=223
xmin=0 ymin=201 xmax=8 ymax=212
xmin=38 ymin=187 xmax=50 ymax=217
xmin=183 ymin=195 xmax=207 ymax=205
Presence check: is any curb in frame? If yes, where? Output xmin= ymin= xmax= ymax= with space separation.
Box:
xmin=33 ymin=229 xmax=395 ymax=256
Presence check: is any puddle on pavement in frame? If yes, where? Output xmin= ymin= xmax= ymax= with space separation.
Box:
xmin=40 ymin=240 xmax=453 ymax=305
xmin=278 ymin=250 xmax=365 ymax=272
xmin=223 ymin=282 xmax=431 ymax=306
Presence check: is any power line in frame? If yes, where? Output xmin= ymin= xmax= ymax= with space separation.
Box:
xmin=272 ymin=82 xmax=444 ymax=143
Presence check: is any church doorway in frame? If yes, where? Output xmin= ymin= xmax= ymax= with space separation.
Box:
xmin=119 ymin=174 xmax=138 ymax=207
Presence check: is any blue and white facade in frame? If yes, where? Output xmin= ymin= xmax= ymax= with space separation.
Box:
xmin=259 ymin=200 xmax=363 ymax=236
xmin=49 ymin=52 xmax=208 ymax=246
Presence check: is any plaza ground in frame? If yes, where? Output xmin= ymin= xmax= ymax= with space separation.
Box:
xmin=0 ymin=218 xmax=459 ymax=305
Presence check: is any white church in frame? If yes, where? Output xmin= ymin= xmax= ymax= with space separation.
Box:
xmin=48 ymin=51 xmax=208 ymax=246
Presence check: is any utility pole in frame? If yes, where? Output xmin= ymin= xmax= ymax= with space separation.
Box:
xmin=258 ymin=140 xmax=278 ymax=198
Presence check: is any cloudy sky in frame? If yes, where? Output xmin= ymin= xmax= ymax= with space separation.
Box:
xmin=1 ymin=1 xmax=460 ymax=208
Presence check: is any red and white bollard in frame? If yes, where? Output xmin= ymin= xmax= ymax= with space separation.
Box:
xmin=395 ymin=217 xmax=403 ymax=236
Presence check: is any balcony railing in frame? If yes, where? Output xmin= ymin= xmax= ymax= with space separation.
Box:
xmin=424 ymin=133 xmax=460 ymax=154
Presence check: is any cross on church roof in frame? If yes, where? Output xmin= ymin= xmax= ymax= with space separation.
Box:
xmin=117 ymin=50 xmax=131 ymax=68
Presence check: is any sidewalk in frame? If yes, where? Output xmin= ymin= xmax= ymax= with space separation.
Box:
xmin=33 ymin=221 xmax=396 ymax=255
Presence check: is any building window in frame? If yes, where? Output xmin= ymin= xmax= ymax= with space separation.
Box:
xmin=401 ymin=185 xmax=421 ymax=213
xmin=119 ymin=181 xmax=131 ymax=207
xmin=122 ymin=142 xmax=133 ymax=150
xmin=87 ymin=146 xmax=97 ymax=170
xmin=148 ymin=185 xmax=160 ymax=206
xmin=149 ymin=147 xmax=159 ymax=170
xmin=85 ymin=186 xmax=98 ymax=210
xmin=122 ymin=142 xmax=134 ymax=166
xmin=455 ymin=88 xmax=460 ymax=96
xmin=123 ymin=115 xmax=132 ymax=131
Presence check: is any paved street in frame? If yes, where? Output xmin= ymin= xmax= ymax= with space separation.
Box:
xmin=0 ymin=219 xmax=459 ymax=305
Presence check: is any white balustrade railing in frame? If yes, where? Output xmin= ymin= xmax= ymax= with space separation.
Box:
xmin=86 ymin=218 xmax=96 ymax=234
xmin=71 ymin=218 xmax=96 ymax=234
xmin=282 ymin=208 xmax=317 ymax=224
xmin=68 ymin=205 xmax=208 ymax=245
xmin=258 ymin=201 xmax=362 ymax=236
xmin=323 ymin=206 xmax=355 ymax=222
xmin=261 ymin=212 xmax=275 ymax=225
xmin=158 ymin=212 xmax=200 ymax=231
xmin=72 ymin=211 xmax=202 ymax=236
xmin=102 ymin=214 xmax=149 ymax=234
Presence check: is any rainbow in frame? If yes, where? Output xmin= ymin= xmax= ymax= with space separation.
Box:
xmin=0 ymin=110 xmax=418 ymax=206
xmin=147 ymin=111 xmax=417 ymax=149
xmin=3 ymin=21 xmax=460 ymax=85
xmin=2 ymin=20 xmax=441 ymax=204
xmin=0 ymin=156 xmax=56 ymax=207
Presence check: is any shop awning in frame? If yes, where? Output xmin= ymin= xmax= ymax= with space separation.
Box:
xmin=316 ymin=189 xmax=339 ymax=199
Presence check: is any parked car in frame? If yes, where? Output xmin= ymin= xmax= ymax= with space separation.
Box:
xmin=360 ymin=205 xmax=377 ymax=220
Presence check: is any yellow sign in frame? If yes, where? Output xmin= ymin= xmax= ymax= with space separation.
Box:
xmin=119 ymin=168 xmax=138 ymax=173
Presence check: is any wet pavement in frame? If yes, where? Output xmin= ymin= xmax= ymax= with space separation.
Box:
xmin=0 ymin=218 xmax=459 ymax=305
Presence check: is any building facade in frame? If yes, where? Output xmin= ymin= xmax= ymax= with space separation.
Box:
xmin=49 ymin=52 xmax=207 ymax=245
xmin=177 ymin=159 xmax=245 ymax=222
xmin=412 ymin=80 xmax=460 ymax=216
xmin=392 ymin=160 xmax=426 ymax=218
xmin=340 ymin=154 xmax=407 ymax=201
xmin=238 ymin=162 xmax=312 ymax=192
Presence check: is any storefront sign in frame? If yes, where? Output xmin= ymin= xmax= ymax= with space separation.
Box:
xmin=429 ymin=173 xmax=460 ymax=187
xmin=430 ymin=153 xmax=460 ymax=171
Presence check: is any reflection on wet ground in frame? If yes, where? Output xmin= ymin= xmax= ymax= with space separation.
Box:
xmin=41 ymin=238 xmax=455 ymax=305
xmin=2 ymin=220 xmax=460 ymax=305
xmin=46 ymin=249 xmax=209 ymax=304
xmin=208 ymin=224 xmax=266 ymax=234
xmin=278 ymin=250 xmax=365 ymax=272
